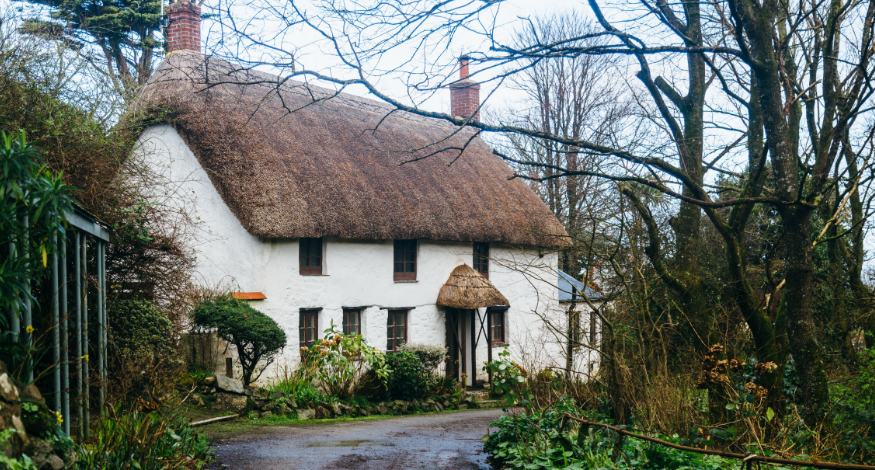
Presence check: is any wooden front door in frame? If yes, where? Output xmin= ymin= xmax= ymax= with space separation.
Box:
xmin=445 ymin=308 xmax=465 ymax=381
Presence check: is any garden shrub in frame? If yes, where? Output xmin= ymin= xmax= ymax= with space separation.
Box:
xmin=107 ymin=299 xmax=184 ymax=404
xmin=192 ymin=296 xmax=286 ymax=386
xmin=109 ymin=300 xmax=175 ymax=358
xmin=302 ymin=321 xmax=388 ymax=399
xmin=830 ymin=347 xmax=875 ymax=461
xmin=483 ymin=347 xmax=530 ymax=405
xmin=399 ymin=343 xmax=446 ymax=377
xmin=385 ymin=351 xmax=426 ymax=401
xmin=484 ymin=399 xmax=757 ymax=470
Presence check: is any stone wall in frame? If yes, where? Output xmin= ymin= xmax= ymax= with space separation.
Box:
xmin=0 ymin=361 xmax=76 ymax=469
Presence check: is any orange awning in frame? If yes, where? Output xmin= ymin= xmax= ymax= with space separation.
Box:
xmin=232 ymin=292 xmax=267 ymax=300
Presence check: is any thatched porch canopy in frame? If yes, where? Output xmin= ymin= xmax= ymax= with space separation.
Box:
xmin=437 ymin=264 xmax=509 ymax=310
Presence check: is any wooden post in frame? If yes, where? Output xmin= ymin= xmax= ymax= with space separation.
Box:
xmin=470 ymin=309 xmax=477 ymax=389
xmin=486 ymin=308 xmax=493 ymax=391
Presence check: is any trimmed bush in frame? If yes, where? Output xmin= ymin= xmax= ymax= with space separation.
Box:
xmin=108 ymin=300 xmax=174 ymax=358
xmin=192 ymin=296 xmax=286 ymax=386
xmin=107 ymin=300 xmax=183 ymax=403
xmin=399 ymin=343 xmax=446 ymax=376
xmin=385 ymin=352 xmax=426 ymax=401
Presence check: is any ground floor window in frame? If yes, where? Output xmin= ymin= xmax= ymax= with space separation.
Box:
xmin=299 ymin=309 xmax=319 ymax=351
xmin=343 ymin=308 xmax=362 ymax=336
xmin=387 ymin=310 xmax=408 ymax=352
xmin=489 ymin=308 xmax=506 ymax=344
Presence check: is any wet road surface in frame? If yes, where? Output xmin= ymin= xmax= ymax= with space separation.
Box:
xmin=207 ymin=409 xmax=504 ymax=470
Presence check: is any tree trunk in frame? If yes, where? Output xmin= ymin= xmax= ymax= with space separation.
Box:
xmin=780 ymin=208 xmax=830 ymax=421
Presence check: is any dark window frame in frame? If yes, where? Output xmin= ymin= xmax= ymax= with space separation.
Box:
xmin=489 ymin=307 xmax=507 ymax=345
xmin=393 ymin=240 xmax=417 ymax=281
xmin=473 ymin=242 xmax=489 ymax=278
xmin=343 ymin=308 xmax=362 ymax=336
xmin=299 ymin=238 xmax=323 ymax=275
xmin=299 ymin=309 xmax=320 ymax=351
xmin=386 ymin=309 xmax=409 ymax=352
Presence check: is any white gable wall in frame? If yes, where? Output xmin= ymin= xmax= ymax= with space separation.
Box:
xmin=135 ymin=125 xmax=582 ymax=384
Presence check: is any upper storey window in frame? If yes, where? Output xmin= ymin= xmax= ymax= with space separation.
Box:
xmin=394 ymin=240 xmax=417 ymax=281
xmin=300 ymin=238 xmax=323 ymax=275
xmin=473 ymin=242 xmax=489 ymax=278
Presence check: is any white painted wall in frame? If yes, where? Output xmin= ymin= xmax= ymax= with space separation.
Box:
xmin=134 ymin=125 xmax=596 ymax=384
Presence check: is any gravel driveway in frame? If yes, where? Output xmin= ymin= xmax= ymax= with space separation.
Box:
xmin=206 ymin=409 xmax=504 ymax=470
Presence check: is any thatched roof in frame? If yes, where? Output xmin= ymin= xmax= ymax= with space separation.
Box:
xmin=437 ymin=264 xmax=509 ymax=309
xmin=133 ymin=53 xmax=569 ymax=247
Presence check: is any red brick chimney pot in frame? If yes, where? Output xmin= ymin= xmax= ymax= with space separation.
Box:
xmin=450 ymin=56 xmax=480 ymax=121
xmin=166 ymin=0 xmax=201 ymax=54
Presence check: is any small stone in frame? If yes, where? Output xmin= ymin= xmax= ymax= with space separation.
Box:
xmin=0 ymin=374 xmax=19 ymax=402
xmin=215 ymin=374 xmax=244 ymax=395
xmin=459 ymin=404 xmax=468 ymax=410
xmin=252 ymin=388 xmax=269 ymax=400
xmin=330 ymin=403 xmax=342 ymax=417
xmin=435 ymin=403 xmax=444 ymax=411
xmin=443 ymin=400 xmax=450 ymax=407
xmin=253 ymin=400 xmax=266 ymax=410
xmin=189 ymin=394 xmax=205 ymax=407
xmin=20 ymin=384 xmax=44 ymax=404
xmin=263 ymin=402 xmax=275 ymax=412
xmin=260 ymin=411 xmax=272 ymax=418
xmin=288 ymin=398 xmax=298 ymax=409
xmin=46 ymin=454 xmax=64 ymax=470
xmin=297 ymin=409 xmax=314 ymax=421
xmin=11 ymin=415 xmax=25 ymax=433
xmin=203 ymin=376 xmax=216 ymax=386
xmin=276 ymin=404 xmax=290 ymax=416
xmin=314 ymin=406 xmax=329 ymax=419
xmin=213 ymin=393 xmax=247 ymax=412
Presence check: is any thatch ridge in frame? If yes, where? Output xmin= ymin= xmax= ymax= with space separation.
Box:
xmin=133 ymin=54 xmax=570 ymax=247
xmin=437 ymin=264 xmax=509 ymax=309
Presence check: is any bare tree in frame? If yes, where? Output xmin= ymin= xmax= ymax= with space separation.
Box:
xmin=196 ymin=0 xmax=875 ymax=425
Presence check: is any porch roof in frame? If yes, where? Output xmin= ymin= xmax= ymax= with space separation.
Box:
xmin=436 ymin=264 xmax=509 ymax=309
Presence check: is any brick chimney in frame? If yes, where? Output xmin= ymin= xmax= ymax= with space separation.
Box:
xmin=166 ymin=0 xmax=201 ymax=54
xmin=450 ymin=55 xmax=480 ymax=121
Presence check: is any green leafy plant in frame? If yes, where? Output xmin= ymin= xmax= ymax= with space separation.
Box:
xmin=385 ymin=351 xmax=426 ymax=401
xmin=0 ymin=130 xmax=73 ymax=381
xmin=301 ymin=321 xmax=388 ymax=399
xmin=192 ymin=296 xmax=286 ymax=386
xmin=76 ymin=406 xmax=211 ymax=470
xmin=483 ymin=347 xmax=530 ymax=406
xmin=0 ymin=429 xmax=38 ymax=470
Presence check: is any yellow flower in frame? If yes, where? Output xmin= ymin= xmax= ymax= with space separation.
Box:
xmin=56 ymin=412 xmax=63 ymax=425
xmin=25 ymin=326 xmax=34 ymax=334
xmin=82 ymin=355 xmax=89 ymax=362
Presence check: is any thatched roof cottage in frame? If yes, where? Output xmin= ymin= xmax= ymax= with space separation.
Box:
xmin=132 ymin=0 xmax=598 ymax=384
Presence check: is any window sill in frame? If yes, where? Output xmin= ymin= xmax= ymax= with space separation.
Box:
xmin=301 ymin=274 xmax=330 ymax=277
xmin=394 ymin=280 xmax=418 ymax=283
xmin=491 ymin=342 xmax=509 ymax=347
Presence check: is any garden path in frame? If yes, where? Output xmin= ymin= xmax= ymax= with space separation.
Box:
xmin=206 ymin=409 xmax=503 ymax=469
